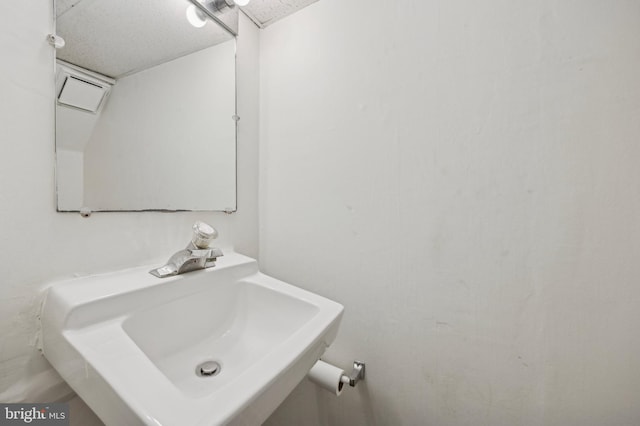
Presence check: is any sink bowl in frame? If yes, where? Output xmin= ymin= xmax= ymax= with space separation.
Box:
xmin=40 ymin=252 xmax=343 ymax=426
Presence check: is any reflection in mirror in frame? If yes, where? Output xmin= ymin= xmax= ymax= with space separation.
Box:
xmin=55 ymin=0 xmax=237 ymax=212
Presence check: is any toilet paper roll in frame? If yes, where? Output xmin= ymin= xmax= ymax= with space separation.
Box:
xmin=307 ymin=360 xmax=346 ymax=396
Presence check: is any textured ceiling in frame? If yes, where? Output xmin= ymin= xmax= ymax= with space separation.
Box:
xmin=55 ymin=0 xmax=320 ymax=78
xmin=241 ymin=0 xmax=319 ymax=28
xmin=56 ymin=0 xmax=232 ymax=78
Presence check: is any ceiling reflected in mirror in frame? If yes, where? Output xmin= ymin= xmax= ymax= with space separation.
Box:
xmin=56 ymin=0 xmax=234 ymax=78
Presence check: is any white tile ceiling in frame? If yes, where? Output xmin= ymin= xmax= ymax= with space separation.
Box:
xmin=56 ymin=0 xmax=231 ymax=78
xmin=55 ymin=0 xmax=319 ymax=78
xmin=241 ymin=0 xmax=320 ymax=28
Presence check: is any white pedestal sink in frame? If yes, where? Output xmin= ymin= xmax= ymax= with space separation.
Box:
xmin=40 ymin=251 xmax=343 ymax=425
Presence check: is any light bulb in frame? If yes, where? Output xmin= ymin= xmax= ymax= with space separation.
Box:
xmin=186 ymin=4 xmax=207 ymax=28
xmin=233 ymin=0 xmax=251 ymax=6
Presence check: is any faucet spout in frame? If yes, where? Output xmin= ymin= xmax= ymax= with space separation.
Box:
xmin=149 ymin=222 xmax=223 ymax=278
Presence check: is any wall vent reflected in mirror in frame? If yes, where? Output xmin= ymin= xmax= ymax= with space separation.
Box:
xmin=54 ymin=0 xmax=237 ymax=212
xmin=57 ymin=75 xmax=109 ymax=113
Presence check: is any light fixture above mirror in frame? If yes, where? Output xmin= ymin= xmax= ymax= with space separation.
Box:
xmin=186 ymin=5 xmax=207 ymax=28
xmin=212 ymin=0 xmax=252 ymax=10
xmin=186 ymin=0 xmax=250 ymax=35
xmin=186 ymin=0 xmax=250 ymax=29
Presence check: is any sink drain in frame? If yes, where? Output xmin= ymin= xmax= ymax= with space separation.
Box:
xmin=196 ymin=360 xmax=221 ymax=377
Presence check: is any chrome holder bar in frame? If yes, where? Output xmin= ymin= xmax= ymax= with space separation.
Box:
xmin=343 ymin=361 xmax=365 ymax=387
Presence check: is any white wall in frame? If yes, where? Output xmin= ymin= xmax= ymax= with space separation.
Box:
xmin=56 ymin=149 xmax=83 ymax=210
xmin=4 ymin=1 xmax=640 ymax=424
xmin=84 ymin=41 xmax=236 ymax=211
xmin=260 ymin=1 xmax=640 ymax=425
xmin=0 ymin=3 xmax=259 ymax=425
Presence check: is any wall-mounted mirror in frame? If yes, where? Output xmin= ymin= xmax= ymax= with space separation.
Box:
xmin=54 ymin=0 xmax=237 ymax=212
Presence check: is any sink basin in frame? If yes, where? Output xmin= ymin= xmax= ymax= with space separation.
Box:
xmin=40 ymin=252 xmax=343 ymax=426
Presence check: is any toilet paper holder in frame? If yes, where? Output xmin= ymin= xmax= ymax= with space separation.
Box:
xmin=308 ymin=359 xmax=366 ymax=395
xmin=341 ymin=361 xmax=366 ymax=387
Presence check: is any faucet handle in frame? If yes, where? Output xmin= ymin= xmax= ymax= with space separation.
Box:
xmin=192 ymin=221 xmax=218 ymax=248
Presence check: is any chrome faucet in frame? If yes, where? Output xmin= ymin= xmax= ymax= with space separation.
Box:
xmin=149 ymin=221 xmax=223 ymax=278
